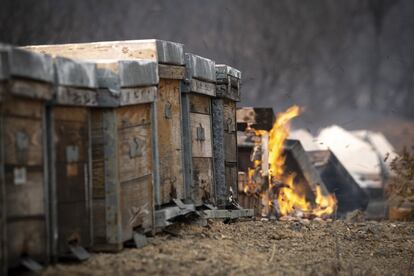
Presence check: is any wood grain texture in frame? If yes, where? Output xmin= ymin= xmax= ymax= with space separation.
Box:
xmin=158 ymin=64 xmax=185 ymax=80
xmin=6 ymin=219 xmax=48 ymax=267
xmin=192 ymin=158 xmax=214 ymax=206
xmin=190 ymin=113 xmax=213 ymax=158
xmin=225 ymin=163 xmax=238 ymax=200
xmin=189 ymin=94 xmax=211 ymax=115
xmin=8 ymin=79 xmax=53 ymax=100
xmin=52 ymin=107 xmax=92 ymax=253
xmin=223 ymin=100 xmax=236 ymax=132
xmin=156 ymin=79 xmax=184 ymax=205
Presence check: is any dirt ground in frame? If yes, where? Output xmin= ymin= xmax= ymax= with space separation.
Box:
xmin=41 ymin=219 xmax=414 ymax=276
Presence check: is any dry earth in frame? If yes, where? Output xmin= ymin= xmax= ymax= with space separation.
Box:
xmin=40 ymin=219 xmax=414 ymax=276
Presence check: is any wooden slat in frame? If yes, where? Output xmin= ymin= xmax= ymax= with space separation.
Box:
xmin=120 ymin=175 xmax=153 ymax=240
xmin=117 ymin=123 xmax=152 ymax=182
xmin=225 ymin=164 xmax=238 ymax=200
xmin=5 ymin=170 xmax=44 ymax=217
xmin=223 ymin=100 xmax=236 ymax=132
xmin=224 ymin=133 xmax=237 ymax=162
xmin=116 ymin=104 xmax=151 ymax=128
xmin=158 ymin=64 xmax=185 ymax=80
xmin=190 ymin=113 xmax=213 ymax=158
xmin=8 ymin=79 xmax=53 ymax=100
xmin=4 ymin=116 xmax=43 ymax=166
xmin=189 ymin=94 xmax=211 ymax=114
xmin=7 ymin=219 xmax=48 ymax=267
xmin=192 ymin=157 xmax=214 ymax=206
xmin=157 ymin=79 xmax=184 ymax=204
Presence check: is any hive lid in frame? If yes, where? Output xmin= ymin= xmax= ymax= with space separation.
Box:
xmin=185 ymin=53 xmax=216 ymax=83
xmin=6 ymin=47 xmax=54 ymax=83
xmin=93 ymin=59 xmax=158 ymax=88
xmin=24 ymin=39 xmax=185 ymax=66
xmin=54 ymin=56 xmax=98 ymax=88
xmin=216 ymin=64 xmax=241 ymax=80
xmin=118 ymin=60 xmax=159 ymax=87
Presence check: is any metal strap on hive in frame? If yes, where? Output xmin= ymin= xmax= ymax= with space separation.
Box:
xmin=183 ymin=53 xmax=216 ymax=96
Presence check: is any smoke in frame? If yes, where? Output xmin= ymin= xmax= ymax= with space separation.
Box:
xmin=1 ymin=0 xmax=413 ymax=147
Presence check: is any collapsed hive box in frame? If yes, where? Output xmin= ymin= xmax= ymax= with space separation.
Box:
xmin=212 ymin=65 xmax=241 ymax=208
xmin=181 ymin=53 xmax=216 ymax=206
xmin=91 ymin=60 xmax=157 ymax=251
xmin=48 ymin=57 xmax=98 ymax=260
xmin=0 ymin=46 xmax=54 ymax=272
xmin=24 ymin=40 xmax=186 ymax=207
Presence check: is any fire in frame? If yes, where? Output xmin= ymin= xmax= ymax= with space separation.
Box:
xmin=244 ymin=105 xmax=337 ymax=219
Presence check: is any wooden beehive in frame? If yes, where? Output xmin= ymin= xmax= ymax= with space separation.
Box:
xmin=0 ymin=46 xmax=54 ymax=271
xmin=0 ymin=45 xmax=7 ymax=276
xmin=181 ymin=53 xmax=216 ymax=206
xmin=91 ymin=60 xmax=157 ymax=251
xmin=212 ymin=65 xmax=241 ymax=208
xmin=24 ymin=40 xmax=186 ymax=207
xmin=48 ymin=57 xmax=98 ymax=259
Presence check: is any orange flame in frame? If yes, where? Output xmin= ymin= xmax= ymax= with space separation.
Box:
xmin=243 ymin=105 xmax=337 ymax=218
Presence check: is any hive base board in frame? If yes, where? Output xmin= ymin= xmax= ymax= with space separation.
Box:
xmin=198 ymin=209 xmax=254 ymax=219
xmin=154 ymin=204 xmax=196 ymax=229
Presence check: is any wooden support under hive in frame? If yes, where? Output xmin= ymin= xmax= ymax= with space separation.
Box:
xmin=181 ymin=53 xmax=216 ymax=207
xmin=0 ymin=46 xmax=54 ymax=272
xmin=212 ymin=64 xmax=241 ymax=208
xmin=47 ymin=57 xmax=98 ymax=261
xmin=24 ymin=40 xmax=187 ymax=208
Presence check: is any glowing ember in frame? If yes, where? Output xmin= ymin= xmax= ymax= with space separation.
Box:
xmin=243 ymin=105 xmax=337 ymax=219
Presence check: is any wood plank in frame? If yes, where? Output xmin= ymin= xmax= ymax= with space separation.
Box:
xmin=56 ymin=87 xmax=98 ymax=106
xmin=8 ymin=79 xmax=53 ymax=100
xmin=225 ymin=163 xmax=238 ymax=200
xmin=119 ymin=86 xmax=156 ymax=106
xmin=120 ymin=175 xmax=153 ymax=240
xmin=189 ymin=79 xmax=215 ymax=96
xmin=117 ymin=124 xmax=152 ymax=182
xmin=25 ymin=40 xmax=184 ymax=65
xmin=223 ymin=100 xmax=236 ymax=132
xmin=190 ymin=113 xmax=213 ymax=158
xmin=116 ymin=104 xmax=151 ymax=128
xmin=156 ymin=79 xmax=184 ymax=204
xmin=5 ymin=170 xmax=45 ymax=217
xmin=7 ymin=219 xmax=48 ymax=267
xmin=189 ymin=94 xmax=211 ymax=114
xmin=4 ymin=116 xmax=43 ymax=166
xmin=224 ymin=133 xmax=237 ymax=162
xmin=2 ymin=97 xmax=43 ymax=118
xmin=192 ymin=158 xmax=214 ymax=206
xmin=91 ymin=110 xmax=105 ymax=199
xmin=57 ymin=201 xmax=91 ymax=251
xmin=158 ymin=64 xmax=185 ymax=80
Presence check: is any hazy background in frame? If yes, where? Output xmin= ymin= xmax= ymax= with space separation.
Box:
xmin=1 ymin=0 xmax=413 ymax=149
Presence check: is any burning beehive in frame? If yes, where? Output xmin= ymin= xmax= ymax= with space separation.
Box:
xmin=238 ymin=105 xmax=337 ymax=219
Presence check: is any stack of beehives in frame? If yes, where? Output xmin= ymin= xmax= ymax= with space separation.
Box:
xmin=0 ymin=40 xmax=245 ymax=273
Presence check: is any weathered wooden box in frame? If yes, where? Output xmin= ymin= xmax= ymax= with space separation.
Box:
xmin=25 ymin=40 xmax=186 ymax=207
xmin=91 ymin=60 xmax=157 ymax=251
xmin=212 ymin=65 xmax=241 ymax=208
xmin=0 ymin=46 xmax=54 ymax=271
xmin=48 ymin=57 xmax=98 ymax=260
xmin=181 ymin=53 xmax=216 ymax=206
xmin=0 ymin=45 xmax=7 ymax=276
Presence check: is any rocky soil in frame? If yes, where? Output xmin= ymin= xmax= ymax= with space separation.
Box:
xmin=40 ymin=219 xmax=414 ymax=276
